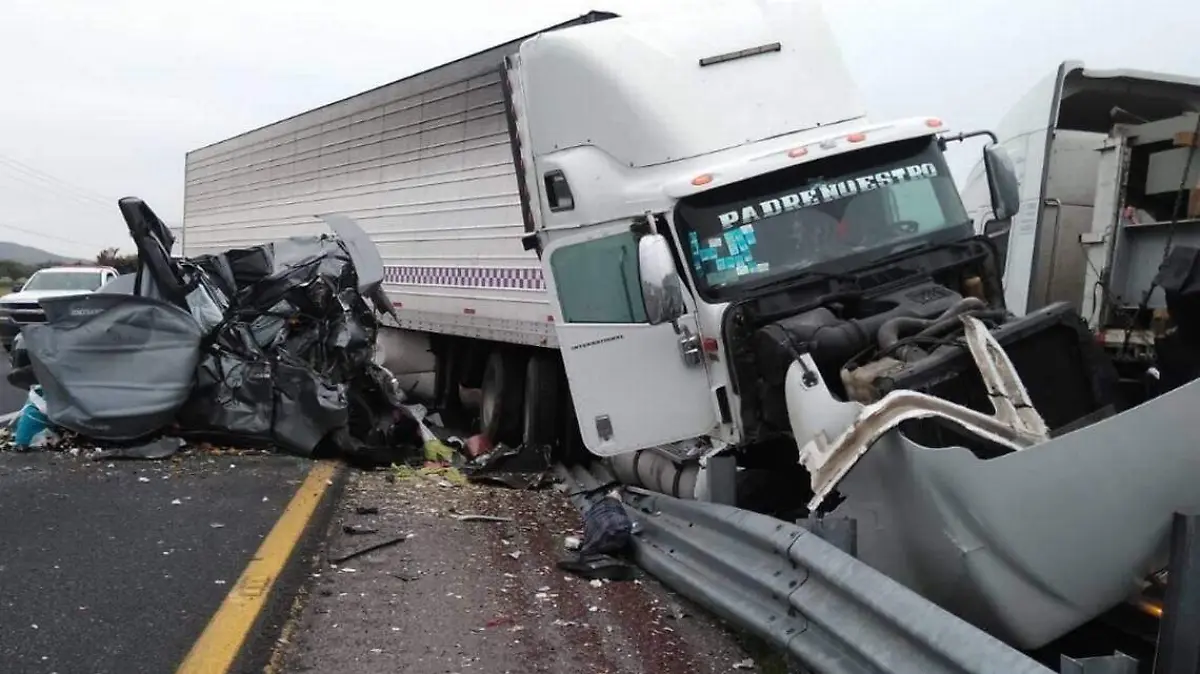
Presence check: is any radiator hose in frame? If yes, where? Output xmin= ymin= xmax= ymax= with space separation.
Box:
xmin=877 ymin=298 xmax=1008 ymax=361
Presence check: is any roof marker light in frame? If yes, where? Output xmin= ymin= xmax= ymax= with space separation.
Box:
xmin=926 ymin=118 xmax=944 ymax=128
xmin=787 ymin=146 xmax=809 ymax=159
xmin=847 ymin=132 xmax=867 ymax=143
xmin=692 ymin=173 xmax=714 ymax=186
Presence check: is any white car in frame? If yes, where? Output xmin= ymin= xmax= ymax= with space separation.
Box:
xmin=0 ymin=266 xmax=120 ymax=351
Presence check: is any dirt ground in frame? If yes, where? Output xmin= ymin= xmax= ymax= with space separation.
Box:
xmin=276 ymin=467 xmax=762 ymax=674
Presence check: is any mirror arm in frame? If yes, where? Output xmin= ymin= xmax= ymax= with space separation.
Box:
xmin=630 ymin=213 xmax=654 ymax=237
xmin=938 ymin=129 xmax=999 ymax=150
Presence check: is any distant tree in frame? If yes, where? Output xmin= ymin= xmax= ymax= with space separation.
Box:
xmin=95 ymin=247 xmax=139 ymax=274
xmin=0 ymin=261 xmax=36 ymax=282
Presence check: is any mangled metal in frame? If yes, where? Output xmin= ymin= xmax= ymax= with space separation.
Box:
xmin=825 ymin=375 xmax=1200 ymax=649
xmin=14 ymin=197 xmax=420 ymax=464
xmin=23 ymin=294 xmax=203 ymax=442
xmin=795 ymin=315 xmax=1050 ymax=511
xmin=784 ymin=303 xmax=1200 ymax=649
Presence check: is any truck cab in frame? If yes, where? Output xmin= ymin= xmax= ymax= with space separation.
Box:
xmin=509 ymin=0 xmax=1031 ymax=466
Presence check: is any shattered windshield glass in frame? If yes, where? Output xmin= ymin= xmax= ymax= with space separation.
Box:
xmin=674 ymin=136 xmax=970 ymax=297
xmin=23 ymin=270 xmax=104 ymax=292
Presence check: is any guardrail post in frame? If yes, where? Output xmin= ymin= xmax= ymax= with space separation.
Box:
xmin=1060 ymin=652 xmax=1139 ymax=673
xmin=1154 ymin=512 xmax=1200 ymax=674
xmin=799 ymin=516 xmax=857 ymax=557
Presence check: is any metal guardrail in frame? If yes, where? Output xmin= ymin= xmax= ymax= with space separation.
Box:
xmin=557 ymin=462 xmax=1054 ymax=674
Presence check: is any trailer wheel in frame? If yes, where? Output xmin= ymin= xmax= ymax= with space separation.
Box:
xmin=432 ymin=337 xmax=467 ymax=427
xmin=479 ymin=349 xmax=525 ymax=445
xmin=521 ymin=352 xmax=561 ymax=449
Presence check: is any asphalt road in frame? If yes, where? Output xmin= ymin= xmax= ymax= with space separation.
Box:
xmin=0 ymin=358 xmax=29 ymax=416
xmin=0 ymin=451 xmax=313 ymax=674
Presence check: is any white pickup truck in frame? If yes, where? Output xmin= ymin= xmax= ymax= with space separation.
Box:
xmin=0 ymin=265 xmax=121 ymax=351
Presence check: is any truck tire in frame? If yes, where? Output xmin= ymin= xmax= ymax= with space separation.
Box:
xmin=432 ymin=337 xmax=467 ymax=428
xmin=479 ymin=349 xmax=525 ymax=445
xmin=521 ymin=352 xmax=561 ymax=449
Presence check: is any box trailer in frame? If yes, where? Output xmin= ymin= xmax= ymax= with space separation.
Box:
xmin=182 ymin=12 xmax=617 ymax=354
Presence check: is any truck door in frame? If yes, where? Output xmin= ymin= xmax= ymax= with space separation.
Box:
xmin=541 ymin=222 xmax=719 ymax=456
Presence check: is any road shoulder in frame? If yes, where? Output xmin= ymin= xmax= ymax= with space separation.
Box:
xmin=277 ymin=469 xmax=757 ymax=674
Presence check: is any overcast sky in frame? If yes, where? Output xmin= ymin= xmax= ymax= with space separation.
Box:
xmin=0 ymin=0 xmax=1195 ymax=259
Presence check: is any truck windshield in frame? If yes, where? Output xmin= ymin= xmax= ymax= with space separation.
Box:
xmin=23 ymin=271 xmax=105 ymax=292
xmin=674 ymin=135 xmax=970 ymax=298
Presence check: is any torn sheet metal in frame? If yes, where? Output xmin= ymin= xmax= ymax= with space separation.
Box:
xmin=826 ymin=374 xmax=1200 ymax=650
xmin=792 ymin=316 xmax=1049 ymax=512
xmin=318 ymin=213 xmax=398 ymax=322
xmin=23 ymin=293 xmax=203 ymax=442
xmin=18 ymin=197 xmax=419 ymax=463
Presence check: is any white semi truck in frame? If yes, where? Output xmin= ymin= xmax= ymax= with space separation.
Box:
xmin=182 ymin=1 xmax=1200 ymax=656
xmin=181 ymin=0 xmax=1022 ymax=471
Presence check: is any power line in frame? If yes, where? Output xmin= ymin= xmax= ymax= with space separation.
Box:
xmin=0 ymin=151 xmax=115 ymax=207
xmin=0 ymin=219 xmax=117 ymax=253
xmin=0 ymin=166 xmax=118 ymax=218
xmin=0 ymin=152 xmax=180 ymax=233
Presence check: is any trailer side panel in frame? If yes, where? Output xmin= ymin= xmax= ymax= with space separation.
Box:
xmin=182 ymin=13 xmax=614 ymax=347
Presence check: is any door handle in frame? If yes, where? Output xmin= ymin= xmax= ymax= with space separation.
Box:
xmin=677 ymin=326 xmax=703 ymax=367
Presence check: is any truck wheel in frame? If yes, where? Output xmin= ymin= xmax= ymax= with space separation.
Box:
xmin=479 ymin=349 xmax=525 ymax=446
xmin=432 ymin=337 xmax=466 ymax=427
xmin=521 ymin=352 xmax=561 ymax=449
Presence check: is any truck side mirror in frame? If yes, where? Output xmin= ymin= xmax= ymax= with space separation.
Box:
xmin=637 ymin=234 xmax=686 ymax=326
xmin=983 ymin=144 xmax=1020 ymax=221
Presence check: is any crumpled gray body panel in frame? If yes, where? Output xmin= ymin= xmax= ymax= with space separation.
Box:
xmin=830 ymin=375 xmax=1200 ymax=649
xmin=22 ymin=293 xmax=203 ymax=442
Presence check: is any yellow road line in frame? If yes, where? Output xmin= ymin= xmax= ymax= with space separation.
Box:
xmin=176 ymin=460 xmax=339 ymax=674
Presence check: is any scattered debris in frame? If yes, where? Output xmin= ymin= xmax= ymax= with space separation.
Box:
xmin=90 ymin=437 xmax=184 ymax=461
xmin=563 ymin=535 xmax=582 ymax=551
xmin=733 ymin=658 xmax=756 ymax=670
xmin=10 ymin=386 xmax=57 ymax=450
xmin=328 ymin=533 xmax=412 ymax=565
xmin=558 ymin=487 xmax=636 ymax=581
xmin=464 ymin=434 xmax=494 ymax=459
xmin=466 ymin=471 xmax=555 ymax=490
xmin=483 ymin=616 xmax=516 ymax=630
xmin=354 ymin=506 xmax=379 ymax=515
xmin=452 ymin=514 xmax=513 ymax=523
xmin=342 ymin=524 xmax=379 ymax=536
